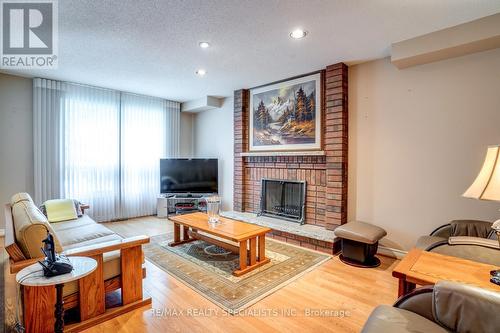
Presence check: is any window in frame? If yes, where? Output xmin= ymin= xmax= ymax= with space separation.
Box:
xmin=34 ymin=78 xmax=180 ymax=222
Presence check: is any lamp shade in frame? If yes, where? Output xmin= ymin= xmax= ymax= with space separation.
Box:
xmin=463 ymin=145 xmax=500 ymax=201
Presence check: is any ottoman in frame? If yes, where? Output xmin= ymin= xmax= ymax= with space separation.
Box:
xmin=335 ymin=221 xmax=387 ymax=268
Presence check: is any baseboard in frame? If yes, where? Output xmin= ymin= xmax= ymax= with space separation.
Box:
xmin=377 ymin=245 xmax=407 ymax=259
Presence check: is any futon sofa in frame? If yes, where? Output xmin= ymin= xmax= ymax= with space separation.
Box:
xmin=362 ymin=281 xmax=500 ymax=333
xmin=416 ymin=219 xmax=500 ymax=266
xmin=4 ymin=193 xmax=151 ymax=333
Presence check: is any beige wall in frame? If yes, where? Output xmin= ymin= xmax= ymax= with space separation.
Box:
xmin=348 ymin=48 xmax=500 ymax=250
xmin=0 ymin=73 xmax=34 ymax=228
xmin=193 ymin=98 xmax=234 ymax=211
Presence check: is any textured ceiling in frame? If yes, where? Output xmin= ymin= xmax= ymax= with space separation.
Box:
xmin=3 ymin=0 xmax=500 ymax=102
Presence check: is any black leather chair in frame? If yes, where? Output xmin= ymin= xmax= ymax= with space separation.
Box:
xmin=415 ymin=220 xmax=500 ymax=266
xmin=362 ymin=281 xmax=500 ymax=333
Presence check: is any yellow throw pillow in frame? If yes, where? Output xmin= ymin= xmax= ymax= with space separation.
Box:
xmin=44 ymin=199 xmax=78 ymax=223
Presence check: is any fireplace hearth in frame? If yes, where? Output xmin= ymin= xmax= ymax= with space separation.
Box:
xmin=259 ymin=178 xmax=306 ymax=224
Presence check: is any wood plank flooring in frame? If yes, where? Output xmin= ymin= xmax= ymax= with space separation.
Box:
xmin=83 ymin=216 xmax=400 ymax=333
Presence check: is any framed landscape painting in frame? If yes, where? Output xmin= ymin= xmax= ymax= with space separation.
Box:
xmin=249 ymin=73 xmax=321 ymax=151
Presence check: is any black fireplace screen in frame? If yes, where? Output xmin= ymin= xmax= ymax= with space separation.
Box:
xmin=259 ymin=178 xmax=306 ymax=224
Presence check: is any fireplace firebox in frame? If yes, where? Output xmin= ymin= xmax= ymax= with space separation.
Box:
xmin=259 ymin=178 xmax=306 ymax=224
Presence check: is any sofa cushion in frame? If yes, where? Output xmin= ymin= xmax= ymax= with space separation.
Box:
xmin=10 ymin=193 xmax=63 ymax=258
xmin=43 ymin=199 xmax=78 ymax=223
xmin=39 ymin=199 xmax=83 ymax=218
xmin=49 ymin=214 xmax=96 ymax=232
xmin=53 ymin=216 xmax=125 ymax=297
xmin=361 ymin=305 xmax=447 ymax=333
xmin=62 ymin=250 xmax=121 ymax=297
xmin=336 ymin=221 xmax=387 ymax=244
xmin=52 ymin=215 xmax=120 ymax=248
xmin=62 ymin=234 xmax=123 ymax=251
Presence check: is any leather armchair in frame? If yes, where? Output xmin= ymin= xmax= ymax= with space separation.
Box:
xmin=362 ymin=281 xmax=500 ymax=333
xmin=415 ymin=220 xmax=500 ymax=266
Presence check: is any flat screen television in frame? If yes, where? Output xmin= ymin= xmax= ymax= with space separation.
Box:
xmin=160 ymin=158 xmax=218 ymax=194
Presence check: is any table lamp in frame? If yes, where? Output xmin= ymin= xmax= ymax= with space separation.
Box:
xmin=462 ymin=145 xmax=500 ymax=281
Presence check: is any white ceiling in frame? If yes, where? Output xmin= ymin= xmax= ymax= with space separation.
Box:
xmin=3 ymin=0 xmax=500 ymax=102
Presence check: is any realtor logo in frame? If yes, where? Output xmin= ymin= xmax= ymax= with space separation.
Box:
xmin=1 ymin=0 xmax=58 ymax=68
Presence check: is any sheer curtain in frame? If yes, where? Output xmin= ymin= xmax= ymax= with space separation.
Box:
xmin=61 ymin=84 xmax=121 ymax=222
xmin=33 ymin=79 xmax=64 ymax=203
xmin=165 ymin=99 xmax=180 ymax=158
xmin=33 ymin=78 xmax=180 ymax=222
xmin=120 ymin=95 xmax=180 ymax=218
xmin=120 ymin=94 xmax=166 ymax=218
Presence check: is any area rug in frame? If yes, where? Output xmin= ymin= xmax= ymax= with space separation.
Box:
xmin=143 ymin=233 xmax=331 ymax=314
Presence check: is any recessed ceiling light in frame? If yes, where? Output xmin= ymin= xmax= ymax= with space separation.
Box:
xmin=196 ymin=69 xmax=207 ymax=76
xmin=290 ymin=29 xmax=307 ymax=39
xmin=199 ymin=41 xmax=210 ymax=49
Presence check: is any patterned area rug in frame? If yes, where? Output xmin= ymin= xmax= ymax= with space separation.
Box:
xmin=143 ymin=233 xmax=331 ymax=314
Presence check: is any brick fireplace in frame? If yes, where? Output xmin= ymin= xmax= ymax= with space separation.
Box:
xmin=231 ymin=63 xmax=348 ymax=252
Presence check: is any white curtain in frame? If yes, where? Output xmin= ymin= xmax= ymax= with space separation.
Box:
xmin=121 ymin=94 xmax=165 ymax=218
xmin=62 ymin=84 xmax=121 ymax=222
xmin=33 ymin=79 xmax=64 ymax=204
xmin=33 ymin=78 xmax=180 ymax=221
xmin=165 ymin=99 xmax=180 ymax=158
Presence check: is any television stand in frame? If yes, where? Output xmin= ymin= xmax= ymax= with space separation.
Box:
xmin=157 ymin=194 xmax=214 ymax=217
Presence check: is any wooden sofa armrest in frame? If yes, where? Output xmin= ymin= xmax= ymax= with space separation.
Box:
xmin=9 ymin=258 xmax=40 ymax=274
xmin=10 ymin=235 xmax=150 ymax=273
xmin=63 ymin=235 xmax=150 ymax=257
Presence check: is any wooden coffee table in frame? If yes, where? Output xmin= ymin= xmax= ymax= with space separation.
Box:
xmin=392 ymin=248 xmax=500 ymax=297
xmin=168 ymin=212 xmax=272 ymax=276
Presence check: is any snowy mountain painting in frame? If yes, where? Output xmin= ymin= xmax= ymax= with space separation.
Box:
xmin=249 ymin=73 xmax=321 ymax=151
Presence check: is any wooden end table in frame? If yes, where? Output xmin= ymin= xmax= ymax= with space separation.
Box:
xmin=392 ymin=248 xmax=500 ymax=297
xmin=16 ymin=257 xmax=97 ymax=333
xmin=168 ymin=212 xmax=271 ymax=276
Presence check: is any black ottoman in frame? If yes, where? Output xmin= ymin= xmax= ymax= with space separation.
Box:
xmin=335 ymin=221 xmax=387 ymax=268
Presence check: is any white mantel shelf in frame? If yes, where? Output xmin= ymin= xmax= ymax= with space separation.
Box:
xmin=240 ymin=151 xmax=326 ymax=157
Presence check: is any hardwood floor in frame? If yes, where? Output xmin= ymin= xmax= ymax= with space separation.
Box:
xmin=83 ymin=216 xmax=400 ymax=333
